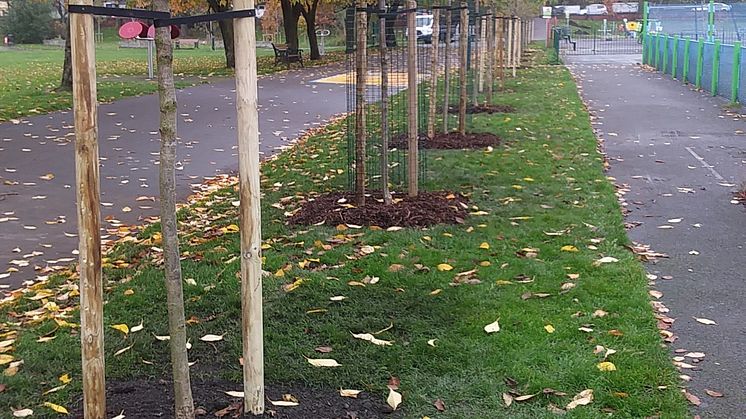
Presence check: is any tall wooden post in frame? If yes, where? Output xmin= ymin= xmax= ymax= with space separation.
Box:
xmin=507 ymin=18 xmax=513 ymax=77
xmin=354 ymin=0 xmax=367 ymax=205
xmin=497 ymin=17 xmax=504 ymax=89
xmin=478 ymin=14 xmax=487 ymax=94
xmin=458 ymin=1 xmax=468 ymax=136
xmin=379 ymin=0 xmax=391 ymax=204
xmin=234 ymin=0 xmax=264 ymax=414
xmin=427 ymin=8 xmax=440 ymax=139
xmin=443 ymin=3 xmax=452 ymax=133
xmin=70 ymin=0 xmax=105 ymax=417
xmin=472 ymin=0 xmax=480 ymax=104
xmin=513 ymin=18 xmax=519 ymax=77
xmin=407 ymin=0 xmax=418 ymax=197
xmin=486 ymin=14 xmax=494 ymax=104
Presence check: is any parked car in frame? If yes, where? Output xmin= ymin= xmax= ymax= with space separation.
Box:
xmin=554 ymin=5 xmax=582 ymax=15
xmin=691 ymin=2 xmax=731 ymax=12
xmin=415 ymin=13 xmax=434 ymax=43
xmin=580 ymin=4 xmax=608 ymax=15
xmin=612 ymin=2 xmax=639 ymax=13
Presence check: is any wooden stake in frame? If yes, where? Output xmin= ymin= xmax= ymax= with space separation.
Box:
xmin=407 ymin=0 xmax=418 ymax=197
xmin=478 ymin=14 xmax=486 ymax=94
xmin=379 ymin=0 xmax=391 ymax=204
xmin=443 ymin=3 xmax=451 ymax=133
xmin=507 ymin=17 xmax=513 ymax=77
xmin=513 ymin=18 xmax=518 ymax=77
xmin=497 ymin=17 xmax=504 ymax=89
xmin=354 ymin=0 xmax=367 ymax=205
xmin=472 ymin=0 xmax=480 ymax=104
xmin=458 ymin=1 xmax=468 ymax=136
xmin=70 ymin=0 xmax=105 ymax=416
xmin=427 ymin=8 xmax=440 ymax=139
xmin=234 ymin=0 xmax=264 ymax=414
xmin=486 ymin=14 xmax=493 ymax=104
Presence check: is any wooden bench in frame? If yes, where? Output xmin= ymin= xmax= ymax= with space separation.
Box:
xmin=271 ymin=43 xmax=304 ymax=69
xmin=176 ymin=38 xmax=200 ymax=49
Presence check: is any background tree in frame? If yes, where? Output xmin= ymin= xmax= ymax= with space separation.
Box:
xmin=58 ymin=0 xmax=72 ymax=91
xmin=1 ymin=0 xmax=54 ymax=44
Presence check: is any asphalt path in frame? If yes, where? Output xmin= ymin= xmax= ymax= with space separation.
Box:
xmin=566 ymin=54 xmax=746 ymax=417
xmin=0 ymin=63 xmax=348 ymax=289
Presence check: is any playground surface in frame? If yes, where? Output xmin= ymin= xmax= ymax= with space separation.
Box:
xmin=566 ymin=53 xmax=746 ymax=417
xmin=0 ymin=64 xmax=348 ymax=289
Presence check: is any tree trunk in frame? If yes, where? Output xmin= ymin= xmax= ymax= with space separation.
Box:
xmin=379 ymin=0 xmax=391 ymax=204
xmin=280 ymin=0 xmax=302 ymax=50
xmin=386 ymin=0 xmax=400 ymax=47
xmin=60 ymin=16 xmax=73 ymax=91
xmin=207 ymin=0 xmax=235 ymax=68
xmin=354 ymin=0 xmax=367 ymax=206
xmin=154 ymin=0 xmax=195 ymax=416
xmin=302 ymin=0 xmax=321 ymax=60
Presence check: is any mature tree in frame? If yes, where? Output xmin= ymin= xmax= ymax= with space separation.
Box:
xmin=299 ymin=0 xmax=321 ymax=59
xmin=58 ymin=0 xmax=72 ymax=91
xmin=206 ymin=0 xmax=236 ymax=67
xmin=1 ymin=0 xmax=54 ymax=44
xmin=280 ymin=0 xmax=303 ymax=51
xmin=153 ymin=0 xmax=196 ymax=415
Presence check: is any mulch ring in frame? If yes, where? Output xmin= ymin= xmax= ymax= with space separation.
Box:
xmin=390 ymin=132 xmax=501 ymax=150
xmin=288 ymin=191 xmax=469 ymax=228
xmin=71 ymin=379 xmax=399 ymax=419
xmin=448 ymin=104 xmax=516 ymax=114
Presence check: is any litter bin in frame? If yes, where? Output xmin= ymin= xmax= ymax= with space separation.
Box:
xmin=316 ymin=28 xmax=330 ymax=55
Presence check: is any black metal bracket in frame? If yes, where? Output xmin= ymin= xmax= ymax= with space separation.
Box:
xmin=68 ymin=5 xmax=169 ymax=20
xmin=154 ymin=9 xmax=256 ymax=27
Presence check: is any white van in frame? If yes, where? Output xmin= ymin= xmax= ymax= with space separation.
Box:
xmin=581 ymin=4 xmax=607 ymax=15
xmin=612 ymin=2 xmax=639 ymax=13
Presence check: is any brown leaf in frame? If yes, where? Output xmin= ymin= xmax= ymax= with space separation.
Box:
xmin=514 ymin=393 xmax=537 ymax=401
xmin=502 ymin=393 xmax=513 ymax=407
xmin=433 ymin=398 xmax=446 ymax=411
xmin=388 ymin=264 xmax=405 ymax=272
xmin=705 ymin=389 xmax=723 ymax=398
xmin=387 ymin=376 xmax=400 ymax=390
xmin=684 ymin=390 xmax=701 ymax=406
xmin=314 ymin=346 xmax=333 ymax=353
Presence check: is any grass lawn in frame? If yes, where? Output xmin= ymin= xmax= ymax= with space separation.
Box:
xmin=0 ymin=42 xmax=344 ymax=122
xmin=0 ymin=49 xmax=687 ymax=418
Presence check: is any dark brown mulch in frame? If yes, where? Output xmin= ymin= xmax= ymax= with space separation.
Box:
xmin=71 ymin=379 xmax=398 ymax=419
xmin=389 ymin=132 xmax=501 ymax=150
xmin=447 ymin=104 xmax=516 ymax=114
xmin=288 ymin=191 xmax=469 ymax=228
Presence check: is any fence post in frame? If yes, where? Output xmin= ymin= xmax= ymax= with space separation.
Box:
xmin=407 ymin=0 xmax=418 ymax=196
xmin=458 ymin=2 xmax=468 ymax=135
xmin=711 ymin=40 xmax=720 ymax=96
xmin=732 ymin=41 xmax=741 ymax=102
xmin=443 ymin=3 xmax=452 ymax=133
xmin=683 ymin=38 xmax=691 ymax=82
xmin=672 ymin=36 xmax=678 ymax=79
xmin=696 ymin=39 xmax=704 ymax=89
xmin=70 ymin=0 xmax=106 ymax=416
xmin=428 ymin=8 xmax=440 ymax=139
xmin=654 ymin=34 xmax=659 ymax=69
xmin=663 ymin=35 xmax=669 ymax=74
xmin=707 ymin=0 xmax=715 ymax=42
xmin=642 ymin=1 xmax=649 ymax=61
xmin=486 ymin=13 xmax=494 ymax=104
xmin=354 ymin=0 xmax=367 ymax=205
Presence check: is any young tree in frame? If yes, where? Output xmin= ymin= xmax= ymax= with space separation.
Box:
xmin=0 ymin=0 xmax=54 ymax=44
xmin=153 ymin=0 xmax=196 ymax=416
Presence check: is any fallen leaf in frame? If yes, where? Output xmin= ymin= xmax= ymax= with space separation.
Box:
xmin=314 ymin=346 xmax=333 ymax=353
xmin=307 ymin=358 xmax=341 ymax=367
xmin=694 ymin=317 xmax=717 ymax=325
xmin=111 ymin=324 xmax=129 ymax=335
xmin=593 ymin=256 xmax=618 ymax=266
xmin=566 ymin=389 xmax=593 ymax=410
xmin=112 ymin=411 xmax=125 ymax=419
xmin=502 ymin=393 xmax=513 ymax=407
xmin=479 ymin=242 xmax=490 ymax=249
xmin=43 ymin=402 xmax=69 ymax=414
xmin=484 ymin=318 xmax=501 ymax=334
xmin=427 ymin=339 xmax=437 ymax=347
xmin=387 ymin=388 xmax=402 ymax=411
xmin=388 ymin=264 xmax=404 ymax=272
xmin=131 ymin=320 xmax=144 ymax=333
xmin=224 ymin=390 xmax=244 ymax=397
xmin=352 ymin=332 xmax=393 ymax=346
xmin=514 ymin=394 xmax=537 ymax=401
xmin=59 ymin=373 xmax=71 ymax=384
xmin=544 ymin=324 xmax=555 ymax=333
xmin=561 ymin=245 xmax=579 ymax=252
xmin=0 ymin=354 xmax=13 ymax=365
xmin=437 ymin=263 xmax=453 ymax=271
xmin=683 ymin=390 xmax=701 ymax=406
xmin=329 ymin=295 xmax=346 ymax=301
xmin=597 ymin=361 xmax=617 ymax=372
xmin=12 ymin=409 xmax=33 ymax=418
xmin=114 ymin=344 xmax=133 ymax=356
xmin=705 ymin=389 xmax=723 ymax=398
xmin=340 ymin=389 xmax=363 ymax=398
xmin=268 ymin=399 xmax=299 ymax=407
xmin=200 ymin=334 xmax=225 ymax=342
xmin=433 ymin=398 xmax=446 ymax=411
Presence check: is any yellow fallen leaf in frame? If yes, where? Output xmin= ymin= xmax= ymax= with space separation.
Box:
xmin=111 ymin=324 xmax=129 ymax=335
xmin=59 ymin=373 xmax=71 ymax=384
xmin=351 ymin=333 xmax=393 ymax=346
xmin=340 ymin=389 xmax=363 ymax=398
xmin=43 ymin=402 xmax=69 ymax=414
xmin=437 ymin=263 xmax=453 ymax=271
xmin=0 ymin=354 xmax=14 ymax=365
xmin=387 ymin=388 xmax=402 ymax=411
xmin=307 ymin=358 xmax=341 ymax=367
xmin=123 ymin=289 xmax=135 ymax=296
xmin=479 ymin=242 xmax=490 ymax=249
xmin=429 ymin=289 xmax=442 ymax=296
xmin=544 ymin=324 xmax=555 ymax=333
xmin=484 ymin=318 xmax=501 ymax=334
xmin=43 ymin=384 xmax=67 ymax=395
xmin=561 ymin=245 xmax=579 ymax=252
xmin=597 ymin=361 xmax=617 ymax=372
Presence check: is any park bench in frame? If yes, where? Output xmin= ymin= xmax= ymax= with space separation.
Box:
xmin=272 ymin=43 xmax=304 ymax=69
xmin=176 ymin=38 xmax=200 ymax=49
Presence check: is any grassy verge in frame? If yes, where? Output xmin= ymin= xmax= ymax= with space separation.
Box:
xmin=0 ymin=43 xmax=344 ymax=122
xmin=0 ymin=51 xmax=687 ymax=418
